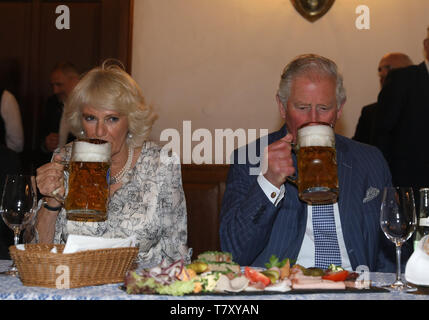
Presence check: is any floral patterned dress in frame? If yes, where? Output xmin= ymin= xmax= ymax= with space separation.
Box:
xmin=50 ymin=141 xmax=190 ymax=268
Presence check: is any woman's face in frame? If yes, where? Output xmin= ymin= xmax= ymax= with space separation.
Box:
xmin=81 ymin=105 xmax=129 ymax=156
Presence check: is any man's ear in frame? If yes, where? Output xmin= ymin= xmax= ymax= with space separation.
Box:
xmin=276 ymin=95 xmax=286 ymax=119
xmin=336 ymin=100 xmax=346 ymax=120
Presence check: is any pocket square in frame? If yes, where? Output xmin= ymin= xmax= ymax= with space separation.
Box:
xmin=363 ymin=187 xmax=380 ymax=203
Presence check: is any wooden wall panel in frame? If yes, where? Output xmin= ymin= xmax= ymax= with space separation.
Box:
xmin=0 ymin=1 xmax=32 ymax=112
xmin=181 ymin=164 xmax=230 ymax=259
xmin=38 ymin=2 xmax=101 ymax=100
xmin=0 ymin=0 xmax=133 ymax=171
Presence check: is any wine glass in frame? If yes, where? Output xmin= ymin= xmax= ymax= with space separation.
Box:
xmin=0 ymin=174 xmax=37 ymax=276
xmin=380 ymin=186 xmax=417 ymax=291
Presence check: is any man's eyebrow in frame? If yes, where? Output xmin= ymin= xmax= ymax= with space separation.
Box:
xmin=293 ymin=101 xmax=311 ymax=106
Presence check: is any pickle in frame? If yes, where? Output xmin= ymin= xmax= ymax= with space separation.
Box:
xmin=261 ymin=270 xmax=280 ymax=284
xmin=303 ymin=267 xmax=325 ymax=277
xmin=186 ymin=261 xmax=208 ymax=274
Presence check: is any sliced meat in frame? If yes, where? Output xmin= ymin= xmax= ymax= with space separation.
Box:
xmin=292 ymin=278 xmax=346 ymax=290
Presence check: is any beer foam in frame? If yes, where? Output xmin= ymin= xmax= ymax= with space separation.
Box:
xmin=297 ymin=125 xmax=335 ymax=147
xmin=72 ymin=140 xmax=111 ymax=162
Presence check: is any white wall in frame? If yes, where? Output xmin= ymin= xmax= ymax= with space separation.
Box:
xmin=132 ymin=0 xmax=428 ymax=159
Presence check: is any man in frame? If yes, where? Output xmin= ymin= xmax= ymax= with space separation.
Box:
xmin=353 ymin=53 xmax=413 ymax=144
xmin=371 ymin=27 xmax=429 ymax=202
xmin=36 ymin=62 xmax=79 ymax=166
xmin=220 ymin=54 xmax=397 ymax=272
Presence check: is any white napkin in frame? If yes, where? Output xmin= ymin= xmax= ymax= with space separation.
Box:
xmin=62 ymin=234 xmax=137 ymax=254
xmin=405 ymin=235 xmax=429 ymax=286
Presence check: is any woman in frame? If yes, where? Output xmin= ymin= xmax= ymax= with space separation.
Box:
xmin=35 ymin=62 xmax=190 ymax=267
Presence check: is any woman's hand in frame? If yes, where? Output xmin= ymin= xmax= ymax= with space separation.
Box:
xmin=36 ymin=153 xmax=65 ymax=203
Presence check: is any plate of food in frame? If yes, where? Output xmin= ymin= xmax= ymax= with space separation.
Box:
xmin=122 ymin=251 xmax=387 ymax=296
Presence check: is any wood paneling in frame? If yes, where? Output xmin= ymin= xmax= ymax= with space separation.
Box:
xmin=0 ymin=0 xmax=133 ymax=171
xmin=181 ymin=164 xmax=230 ymax=259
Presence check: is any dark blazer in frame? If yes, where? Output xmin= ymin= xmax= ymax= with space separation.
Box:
xmin=220 ymin=125 xmax=399 ymax=272
xmin=372 ymin=62 xmax=429 ymax=195
xmin=353 ymin=102 xmax=377 ymax=145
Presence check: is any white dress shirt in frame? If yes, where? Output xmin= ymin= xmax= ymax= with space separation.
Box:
xmin=0 ymin=90 xmax=24 ymax=153
xmin=257 ymin=175 xmax=351 ymax=270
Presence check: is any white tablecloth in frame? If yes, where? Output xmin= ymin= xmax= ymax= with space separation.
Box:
xmin=0 ymin=260 xmax=428 ymax=300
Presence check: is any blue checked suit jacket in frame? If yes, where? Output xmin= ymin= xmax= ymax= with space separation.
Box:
xmin=220 ymin=125 xmax=404 ymax=272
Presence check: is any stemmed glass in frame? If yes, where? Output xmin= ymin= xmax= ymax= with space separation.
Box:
xmin=0 ymin=174 xmax=37 ymax=276
xmin=380 ymin=186 xmax=417 ymax=291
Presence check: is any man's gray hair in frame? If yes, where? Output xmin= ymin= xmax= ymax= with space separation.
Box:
xmin=277 ymin=54 xmax=347 ymax=109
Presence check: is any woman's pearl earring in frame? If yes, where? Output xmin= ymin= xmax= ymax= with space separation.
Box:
xmin=127 ymin=132 xmax=133 ymax=139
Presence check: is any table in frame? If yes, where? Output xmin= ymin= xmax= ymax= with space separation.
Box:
xmin=0 ymin=260 xmax=428 ymax=300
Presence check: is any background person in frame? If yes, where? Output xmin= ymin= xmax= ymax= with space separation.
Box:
xmin=371 ymin=26 xmax=429 ymax=207
xmin=36 ymin=62 xmax=80 ymax=167
xmin=0 ymin=61 xmax=24 ymax=154
xmin=34 ymin=62 xmax=190 ymax=267
xmin=353 ymin=53 xmax=413 ymax=144
xmin=0 ymin=89 xmax=24 ymax=153
xmin=220 ymin=54 xmax=399 ymax=272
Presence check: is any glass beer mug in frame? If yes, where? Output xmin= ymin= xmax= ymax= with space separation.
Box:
xmin=55 ymin=139 xmax=112 ymax=222
xmin=293 ymin=122 xmax=339 ymax=205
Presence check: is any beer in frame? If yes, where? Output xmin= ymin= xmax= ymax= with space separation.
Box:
xmin=64 ymin=139 xmax=111 ymax=222
xmin=296 ymin=124 xmax=339 ymax=204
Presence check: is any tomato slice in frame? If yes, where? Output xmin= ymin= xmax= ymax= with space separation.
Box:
xmin=244 ymin=267 xmax=271 ymax=286
xmin=322 ymin=270 xmax=349 ymax=282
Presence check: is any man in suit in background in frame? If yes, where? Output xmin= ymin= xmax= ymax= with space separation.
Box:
xmin=353 ymin=52 xmax=413 ymax=144
xmin=220 ymin=54 xmax=398 ymax=272
xmin=35 ymin=62 xmax=79 ymax=168
xmin=371 ymin=27 xmax=429 ymax=203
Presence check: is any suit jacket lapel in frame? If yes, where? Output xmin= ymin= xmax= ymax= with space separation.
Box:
xmin=336 ymin=136 xmax=352 ymax=217
xmin=335 ymin=136 xmax=360 ymax=267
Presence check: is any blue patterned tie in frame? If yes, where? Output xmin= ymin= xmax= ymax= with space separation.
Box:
xmin=312 ymin=204 xmax=342 ymax=269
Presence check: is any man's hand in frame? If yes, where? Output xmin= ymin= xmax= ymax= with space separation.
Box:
xmin=45 ymin=133 xmax=59 ymax=152
xmin=262 ymin=133 xmax=295 ymax=188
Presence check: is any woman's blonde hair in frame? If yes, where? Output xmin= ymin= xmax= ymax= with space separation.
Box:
xmin=65 ymin=60 xmax=157 ymax=147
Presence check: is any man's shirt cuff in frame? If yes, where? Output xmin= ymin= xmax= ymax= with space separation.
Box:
xmin=257 ymin=174 xmax=285 ymax=206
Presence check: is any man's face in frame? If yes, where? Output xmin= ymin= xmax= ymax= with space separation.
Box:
xmin=50 ymin=70 xmax=77 ymax=102
xmin=377 ymin=57 xmax=393 ymax=87
xmin=278 ymin=73 xmax=343 ymax=143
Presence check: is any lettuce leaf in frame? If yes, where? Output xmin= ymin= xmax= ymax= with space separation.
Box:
xmin=155 ymin=280 xmax=195 ymax=296
xmin=264 ymin=255 xmax=295 ymax=268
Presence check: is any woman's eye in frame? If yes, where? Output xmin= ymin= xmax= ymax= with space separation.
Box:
xmin=83 ymin=115 xmax=95 ymax=121
xmin=107 ymin=116 xmax=120 ymax=123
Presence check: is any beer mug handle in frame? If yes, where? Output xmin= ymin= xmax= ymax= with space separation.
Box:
xmin=286 ymin=173 xmax=298 ymax=186
xmin=52 ymin=187 xmax=65 ymax=203
xmin=51 ymin=145 xmax=72 ymax=204
xmin=286 ymin=142 xmax=298 ymax=186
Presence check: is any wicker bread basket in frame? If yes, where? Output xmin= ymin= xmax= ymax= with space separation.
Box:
xmin=9 ymin=244 xmax=139 ymax=289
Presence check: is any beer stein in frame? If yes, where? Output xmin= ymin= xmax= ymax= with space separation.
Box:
xmin=293 ymin=122 xmax=339 ymax=205
xmin=55 ymin=139 xmax=112 ymax=222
